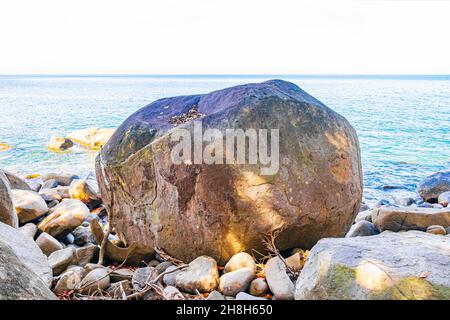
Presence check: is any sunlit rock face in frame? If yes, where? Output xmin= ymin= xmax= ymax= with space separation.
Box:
xmin=295 ymin=231 xmax=450 ymax=300
xmin=96 ymin=80 xmax=362 ymax=264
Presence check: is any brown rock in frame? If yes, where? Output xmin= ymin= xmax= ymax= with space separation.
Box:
xmin=2 ymin=170 xmax=31 ymax=191
xmin=106 ymin=280 xmax=133 ymax=299
xmin=48 ymin=136 xmax=73 ymax=152
xmin=48 ymin=247 xmax=78 ymax=276
xmin=249 ymin=277 xmax=270 ymax=296
xmin=78 ymin=268 xmax=110 ymax=294
xmin=69 ymin=179 xmax=101 ymax=204
xmin=37 ymin=199 xmax=90 ymax=238
xmin=426 ymin=225 xmax=446 ymax=235
xmin=36 ymin=232 xmax=63 ymax=256
xmin=11 ymin=189 xmax=48 ymax=223
xmin=41 ymin=173 xmax=79 ymax=187
xmin=95 ymin=80 xmax=363 ymax=264
xmin=372 ymin=206 xmax=450 ymax=232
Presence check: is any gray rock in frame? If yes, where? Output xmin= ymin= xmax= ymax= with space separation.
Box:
xmin=372 ymin=206 xmax=450 ymax=232
xmin=11 ymin=189 xmax=48 ymax=223
xmin=64 ymin=233 xmax=75 ymax=244
xmin=265 ymin=256 xmax=295 ymax=300
xmin=163 ymin=265 xmax=183 ymax=286
xmin=2 ymin=170 xmax=32 ymax=191
xmin=78 ymin=268 xmax=110 ymax=294
xmin=249 ymin=278 xmax=270 ymax=296
xmin=176 ymin=256 xmax=219 ymax=293
xmin=72 ymin=225 xmax=93 ymax=246
xmin=39 ymin=188 xmax=62 ymax=202
xmin=355 ymin=209 xmax=372 ymax=223
xmin=0 ymin=221 xmax=53 ymax=286
xmin=131 ymin=267 xmax=158 ymax=291
xmin=224 ymin=252 xmax=256 ymax=273
xmin=36 ymin=232 xmax=64 ymax=256
xmin=0 ymin=237 xmax=56 ymax=300
xmin=41 ymin=179 xmax=58 ymax=190
xmin=432 ymin=203 xmax=444 ymax=209
xmin=53 ymin=266 xmax=86 ymax=295
xmin=394 ymin=196 xmax=415 ymax=207
xmin=48 ymin=247 xmax=77 ymax=275
xmin=426 ymin=225 xmax=446 ymax=235
xmin=19 ymin=223 xmax=37 ymax=239
xmin=438 ymin=191 xmax=450 ymax=207
xmin=0 ymin=171 xmax=17 ymax=228
xmin=75 ymin=243 xmax=98 ymax=266
xmin=295 ymin=231 xmax=450 ymax=300
xmin=42 ymin=173 xmax=79 ymax=187
xmin=163 ymin=286 xmax=185 ymax=300
xmin=218 ymin=267 xmax=255 ymax=296
xmin=235 ymin=292 xmax=268 ymax=300
xmin=345 ymin=220 xmax=379 ymax=237
xmin=359 ymin=202 xmax=370 ymax=212
xmin=28 ymin=181 xmax=42 ymax=193
xmin=418 ymin=171 xmax=450 ymax=202
xmin=207 ymin=290 xmax=225 ymax=300
xmin=155 ymin=261 xmax=174 ymax=275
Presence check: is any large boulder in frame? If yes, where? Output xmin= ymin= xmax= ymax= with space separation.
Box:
xmin=0 ymin=238 xmax=56 ymax=300
xmin=2 ymin=170 xmax=31 ymax=191
xmin=0 ymin=222 xmax=53 ymax=286
xmin=95 ymin=80 xmax=363 ymax=263
xmin=294 ymin=231 xmax=450 ymax=300
xmin=372 ymin=206 xmax=450 ymax=232
xmin=0 ymin=170 xmax=18 ymax=227
xmin=417 ymin=171 xmax=450 ymax=202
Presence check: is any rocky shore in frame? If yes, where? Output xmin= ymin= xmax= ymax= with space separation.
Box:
xmin=0 ymin=80 xmax=449 ymax=300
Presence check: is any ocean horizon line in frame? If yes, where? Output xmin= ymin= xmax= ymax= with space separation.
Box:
xmin=1 ymin=74 xmax=450 ymax=80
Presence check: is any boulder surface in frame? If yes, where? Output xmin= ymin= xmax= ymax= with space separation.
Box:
xmin=295 ymin=231 xmax=450 ymax=300
xmin=0 ymin=171 xmax=18 ymax=227
xmin=96 ymin=80 xmax=363 ymax=263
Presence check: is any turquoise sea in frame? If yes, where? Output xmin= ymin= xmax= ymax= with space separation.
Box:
xmin=0 ymin=75 xmax=449 ymax=205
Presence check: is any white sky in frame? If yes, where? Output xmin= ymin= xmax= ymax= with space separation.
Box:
xmin=0 ymin=0 xmax=449 ymax=74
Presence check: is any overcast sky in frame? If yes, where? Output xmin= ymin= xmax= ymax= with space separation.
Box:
xmin=1 ymin=0 xmax=449 ymax=74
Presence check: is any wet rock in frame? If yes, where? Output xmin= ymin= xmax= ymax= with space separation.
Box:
xmin=11 ymin=189 xmax=48 ymax=223
xmin=224 ymin=252 xmax=256 ymax=273
xmin=355 ymin=209 xmax=372 ymax=223
xmin=53 ymin=266 xmax=86 ymax=295
xmin=42 ymin=173 xmax=79 ymax=187
xmin=394 ymin=196 xmax=415 ymax=207
xmin=295 ymin=231 xmax=450 ymax=300
xmin=176 ymin=256 xmax=219 ymax=293
xmin=48 ymin=136 xmax=74 ymax=152
xmin=75 ymin=243 xmax=98 ymax=267
xmin=19 ymin=223 xmax=37 ymax=238
xmin=78 ymin=268 xmax=110 ymax=294
xmin=48 ymin=247 xmax=78 ymax=276
xmin=372 ymin=206 xmax=450 ymax=232
xmin=345 ymin=220 xmax=379 ymax=237
xmin=219 ymin=267 xmax=255 ymax=296
xmin=265 ymin=256 xmax=295 ymax=300
xmin=0 ymin=221 xmax=53 ymax=286
xmin=426 ymin=225 xmax=446 ymax=235
xmin=438 ymin=191 xmax=450 ymax=207
xmin=36 ymin=232 xmax=64 ymax=256
xmin=163 ymin=286 xmax=185 ymax=300
xmin=37 ymin=199 xmax=90 ymax=238
xmin=249 ymin=278 xmax=270 ymax=296
xmin=131 ymin=267 xmax=159 ymax=291
xmin=68 ymin=128 xmax=115 ymax=150
xmin=106 ymin=280 xmax=133 ymax=299
xmin=96 ymin=80 xmax=363 ymax=264
xmin=0 ymin=171 xmax=17 ymax=228
xmin=0 ymin=235 xmax=56 ymax=300
xmin=235 ymin=292 xmax=268 ymax=300
xmin=418 ymin=171 xmax=450 ymax=202
xmin=207 ymin=290 xmax=225 ymax=300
